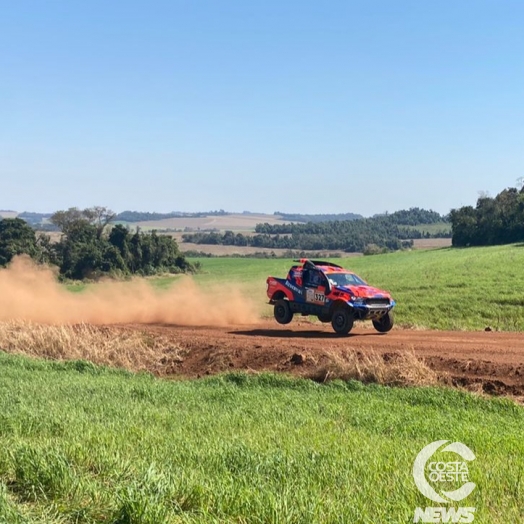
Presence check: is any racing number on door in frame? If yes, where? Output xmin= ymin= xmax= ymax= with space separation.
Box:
xmin=306 ymin=289 xmax=326 ymax=304
xmin=314 ymin=292 xmax=325 ymax=303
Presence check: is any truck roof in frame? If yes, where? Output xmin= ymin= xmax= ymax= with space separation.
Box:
xmin=294 ymin=258 xmax=352 ymax=273
xmin=294 ymin=258 xmax=344 ymax=269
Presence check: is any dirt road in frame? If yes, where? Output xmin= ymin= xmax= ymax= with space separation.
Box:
xmin=125 ymin=321 xmax=524 ymax=397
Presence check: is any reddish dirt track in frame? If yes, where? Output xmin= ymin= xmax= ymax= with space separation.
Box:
xmin=124 ymin=320 xmax=524 ymax=398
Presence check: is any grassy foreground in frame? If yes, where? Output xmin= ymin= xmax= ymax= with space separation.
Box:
xmin=184 ymin=243 xmax=524 ymax=330
xmin=0 ymin=353 xmax=523 ymax=523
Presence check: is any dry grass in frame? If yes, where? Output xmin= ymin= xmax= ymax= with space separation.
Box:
xmin=308 ymin=348 xmax=439 ymax=387
xmin=0 ymin=321 xmax=185 ymax=374
xmin=0 ymin=322 xmax=439 ymax=389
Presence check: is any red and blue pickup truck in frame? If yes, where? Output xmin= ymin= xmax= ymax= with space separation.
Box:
xmin=266 ymin=259 xmax=396 ymax=335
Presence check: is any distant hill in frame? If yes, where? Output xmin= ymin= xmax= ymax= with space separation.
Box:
xmin=4 ymin=208 xmax=450 ymax=244
xmin=0 ymin=210 xmax=18 ymax=218
xmin=183 ymin=207 xmax=451 ymax=253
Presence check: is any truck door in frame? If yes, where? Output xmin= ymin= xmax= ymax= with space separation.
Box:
xmin=304 ymin=270 xmax=328 ymax=306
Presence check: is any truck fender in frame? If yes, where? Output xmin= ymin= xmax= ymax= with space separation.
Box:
xmin=270 ymin=289 xmax=293 ymax=302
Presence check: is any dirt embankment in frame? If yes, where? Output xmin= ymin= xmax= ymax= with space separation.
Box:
xmin=119 ymin=320 xmax=524 ymax=398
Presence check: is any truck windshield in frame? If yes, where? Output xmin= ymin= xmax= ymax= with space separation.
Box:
xmin=327 ymin=272 xmax=367 ymax=286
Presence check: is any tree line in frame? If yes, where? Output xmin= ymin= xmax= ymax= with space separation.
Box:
xmin=0 ymin=207 xmax=195 ymax=279
xmin=183 ymin=228 xmax=414 ymax=252
xmin=376 ymin=207 xmax=445 ymax=226
xmin=182 ymin=208 xmax=449 ymax=253
xmin=450 ymin=186 xmax=524 ymax=247
xmin=258 ymin=208 xmax=446 ymax=234
xmin=182 ymin=224 xmax=417 ymax=252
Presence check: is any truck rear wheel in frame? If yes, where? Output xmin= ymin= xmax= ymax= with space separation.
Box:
xmin=274 ymin=300 xmax=293 ymax=325
xmin=331 ymin=307 xmax=354 ymax=335
xmin=372 ymin=311 xmax=394 ymax=333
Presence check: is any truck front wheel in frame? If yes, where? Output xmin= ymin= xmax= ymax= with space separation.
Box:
xmin=331 ymin=307 xmax=354 ymax=335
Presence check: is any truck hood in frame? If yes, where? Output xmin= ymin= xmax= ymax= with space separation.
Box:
xmin=335 ymin=285 xmax=391 ymax=299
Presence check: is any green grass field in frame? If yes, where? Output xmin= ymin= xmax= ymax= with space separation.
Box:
xmin=181 ymin=243 xmax=524 ymax=330
xmin=0 ymin=353 xmax=523 ymax=523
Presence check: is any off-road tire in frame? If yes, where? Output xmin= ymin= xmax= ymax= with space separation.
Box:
xmin=331 ymin=307 xmax=354 ymax=335
xmin=372 ymin=311 xmax=394 ymax=333
xmin=274 ymin=300 xmax=293 ymax=325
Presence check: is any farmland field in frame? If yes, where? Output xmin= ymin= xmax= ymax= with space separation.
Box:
xmin=1 ymin=245 xmax=524 ymax=522
xmin=114 ymin=213 xmax=452 ymax=256
xmin=121 ymin=213 xmax=295 ymax=232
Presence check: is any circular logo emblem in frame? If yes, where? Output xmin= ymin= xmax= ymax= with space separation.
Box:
xmin=413 ymin=440 xmax=476 ymax=503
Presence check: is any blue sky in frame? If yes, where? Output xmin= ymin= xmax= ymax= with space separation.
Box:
xmin=1 ymin=1 xmax=523 ymax=216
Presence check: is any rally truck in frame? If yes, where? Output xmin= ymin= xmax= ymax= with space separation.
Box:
xmin=266 ymin=259 xmax=396 ymax=335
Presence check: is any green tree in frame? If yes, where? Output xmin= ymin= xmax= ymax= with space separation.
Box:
xmin=0 ymin=218 xmax=40 ymax=266
xmin=451 ymin=185 xmax=524 ymax=247
xmin=51 ymin=206 xmax=115 ymax=238
xmin=5 ymin=206 xmax=195 ymax=280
